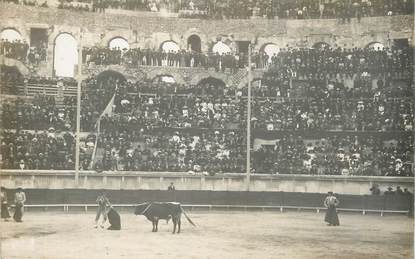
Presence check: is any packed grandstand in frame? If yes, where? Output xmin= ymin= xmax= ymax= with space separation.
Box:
xmin=0 ymin=0 xmax=413 ymax=178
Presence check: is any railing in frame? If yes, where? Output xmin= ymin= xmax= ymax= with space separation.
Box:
xmin=22 ymin=203 xmax=410 ymax=216
xmin=1 ymin=169 xmax=413 ymax=181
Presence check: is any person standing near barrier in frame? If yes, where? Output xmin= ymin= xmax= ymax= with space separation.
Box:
xmin=403 ymin=188 xmax=413 ymax=217
xmin=13 ymin=187 xmax=26 ymax=222
xmin=324 ymin=191 xmax=340 ymax=226
xmin=95 ymin=190 xmax=111 ymax=228
xmin=1 ymin=187 xmax=11 ymax=221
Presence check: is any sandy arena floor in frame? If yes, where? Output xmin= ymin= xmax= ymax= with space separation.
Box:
xmin=0 ymin=210 xmax=413 ymax=259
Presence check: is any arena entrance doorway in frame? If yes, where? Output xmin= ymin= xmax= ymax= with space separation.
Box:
xmin=53 ymin=33 xmax=78 ymax=78
xmin=197 ymin=77 xmax=226 ymax=95
xmin=187 ymin=35 xmax=201 ymax=52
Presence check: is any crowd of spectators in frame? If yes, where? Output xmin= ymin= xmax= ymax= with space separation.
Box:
xmin=1 ymin=66 xmax=24 ymax=95
xmin=1 ymin=43 xmax=413 ymax=175
xmin=83 ymin=45 xmax=414 ymax=78
xmin=97 ymin=130 xmax=246 ymax=173
xmin=266 ymin=46 xmax=413 ymax=78
xmin=0 ymin=39 xmax=47 ymax=66
xmin=252 ymin=134 xmax=413 ymax=176
xmin=2 ymin=94 xmax=75 ymax=131
xmin=251 ymin=98 xmax=413 ymax=132
xmin=83 ymin=46 xmax=245 ymax=72
xmin=4 ymin=0 xmax=412 ymax=19
xmin=0 ymin=130 xmax=95 ymax=170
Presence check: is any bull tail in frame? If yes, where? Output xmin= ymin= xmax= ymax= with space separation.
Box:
xmin=180 ymin=206 xmax=196 ymax=227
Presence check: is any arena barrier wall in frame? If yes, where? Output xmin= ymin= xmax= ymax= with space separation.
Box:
xmin=1 ymin=170 xmax=413 ymax=195
xmin=5 ymin=189 xmax=413 ymax=214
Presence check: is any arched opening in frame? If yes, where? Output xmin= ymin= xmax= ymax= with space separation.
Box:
xmin=108 ymin=37 xmax=129 ymax=51
xmin=54 ymin=33 xmax=78 ymax=78
xmin=160 ymin=41 xmax=180 ymax=53
xmin=96 ymin=70 xmax=126 ymax=82
xmin=366 ymin=42 xmax=385 ymax=51
xmin=0 ymin=28 xmax=23 ymax=42
xmin=261 ymin=43 xmax=280 ymax=63
xmin=153 ymin=75 xmax=176 ymax=84
xmin=187 ymin=35 xmax=201 ymax=52
xmin=84 ymin=70 xmax=127 ymax=119
xmin=212 ymin=41 xmax=231 ymax=55
xmin=197 ymin=77 xmax=226 ymax=95
xmin=312 ymin=42 xmax=330 ymax=50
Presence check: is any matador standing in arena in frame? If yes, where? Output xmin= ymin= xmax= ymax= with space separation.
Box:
xmin=95 ymin=190 xmax=111 ymax=228
xmin=324 ymin=191 xmax=340 ymax=226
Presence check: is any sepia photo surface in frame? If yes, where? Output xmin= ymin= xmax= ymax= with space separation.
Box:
xmin=0 ymin=0 xmax=414 ymax=258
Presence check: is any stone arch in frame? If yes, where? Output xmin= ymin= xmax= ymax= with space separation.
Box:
xmin=196 ymin=76 xmax=226 ymax=87
xmin=96 ymin=69 xmax=127 ymax=82
xmin=152 ymin=74 xmax=176 ymax=83
xmin=108 ymin=37 xmax=129 ymax=50
xmin=260 ymin=43 xmax=280 ymax=62
xmin=0 ymin=28 xmax=23 ymax=42
xmin=160 ymin=40 xmax=180 ymax=52
xmin=366 ymin=42 xmax=385 ymax=51
xmin=146 ymin=69 xmax=185 ymax=84
xmin=187 ymin=34 xmax=201 ymax=52
xmin=312 ymin=42 xmax=330 ymax=50
xmin=183 ymin=29 xmax=208 ymax=52
xmin=189 ymin=72 xmax=229 ymax=86
xmin=211 ymin=41 xmax=231 ymax=55
xmin=53 ymin=32 xmax=78 ymax=78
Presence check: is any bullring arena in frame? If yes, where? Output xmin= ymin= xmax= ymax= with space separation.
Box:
xmin=0 ymin=0 xmax=414 ymax=258
xmin=1 ymin=210 xmax=413 ymax=259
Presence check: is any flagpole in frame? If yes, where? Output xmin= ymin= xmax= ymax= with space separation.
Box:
xmin=246 ymin=43 xmax=252 ymax=191
xmin=75 ymin=29 xmax=83 ymax=185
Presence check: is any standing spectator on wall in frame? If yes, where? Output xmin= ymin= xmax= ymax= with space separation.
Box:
xmin=369 ymin=183 xmax=381 ymax=195
xmin=1 ymin=187 xmax=11 ymax=221
xmin=13 ymin=187 xmax=26 ymax=222
xmin=384 ymin=187 xmax=395 ymax=195
xmin=324 ymin=191 xmax=340 ymax=226
xmin=168 ymin=182 xmax=176 ymax=191
xmin=95 ymin=190 xmax=111 ymax=228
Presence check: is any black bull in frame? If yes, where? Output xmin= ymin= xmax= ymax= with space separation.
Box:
xmin=134 ymin=202 xmax=196 ymax=234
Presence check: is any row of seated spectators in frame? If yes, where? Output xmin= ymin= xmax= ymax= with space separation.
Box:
xmin=256 ymin=76 xmax=413 ymax=99
xmin=0 ymin=39 xmax=47 ymax=66
xmin=83 ymin=46 xmax=413 ymax=77
xmin=179 ymin=0 xmax=413 ymax=19
xmin=0 ymin=130 xmax=95 ymax=170
xmin=4 ymin=0 xmax=413 ymax=19
xmin=98 ymin=92 xmax=413 ymax=132
xmin=251 ymin=134 xmax=413 ymax=176
xmin=94 ymin=129 xmax=413 ymax=176
xmin=2 ymin=94 xmax=75 ymax=131
xmin=1 ymin=118 xmax=412 ymax=176
xmin=3 ymin=75 xmax=412 ymax=133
